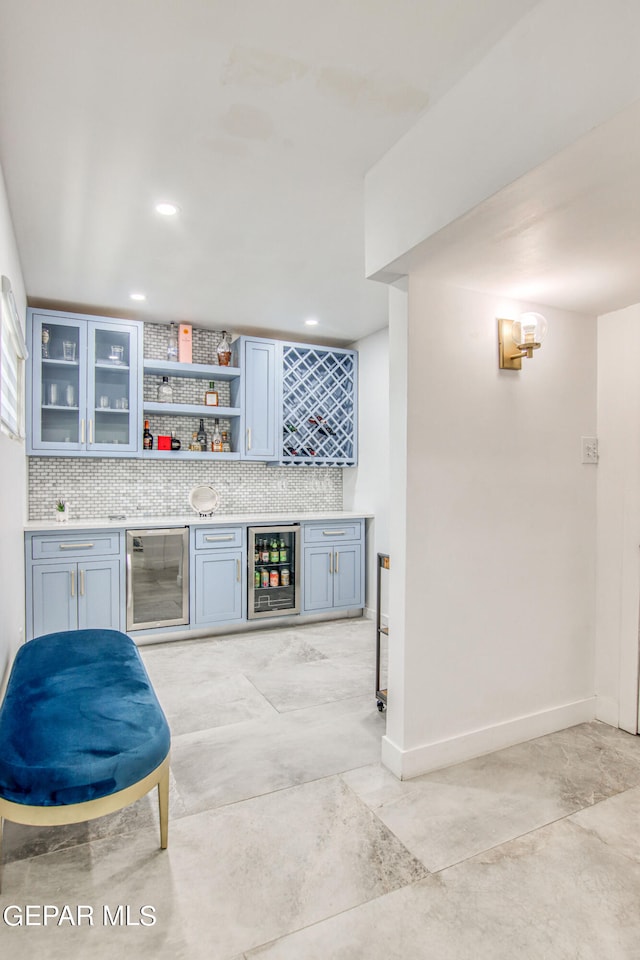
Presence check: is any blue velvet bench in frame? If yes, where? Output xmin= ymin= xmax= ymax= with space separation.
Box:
xmin=0 ymin=629 xmax=170 ymax=886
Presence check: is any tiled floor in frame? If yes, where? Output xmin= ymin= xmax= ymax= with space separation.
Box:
xmin=2 ymin=618 xmax=640 ymax=958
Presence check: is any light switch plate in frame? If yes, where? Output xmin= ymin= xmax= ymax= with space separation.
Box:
xmin=581 ymin=437 xmax=599 ymax=464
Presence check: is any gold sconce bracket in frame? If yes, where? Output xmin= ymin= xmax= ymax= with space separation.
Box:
xmin=498 ymin=318 xmax=521 ymax=370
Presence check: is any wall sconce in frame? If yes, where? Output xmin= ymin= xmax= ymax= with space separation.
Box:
xmin=498 ymin=313 xmax=548 ymax=370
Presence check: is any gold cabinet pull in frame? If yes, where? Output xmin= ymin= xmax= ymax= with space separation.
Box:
xmin=59 ymin=543 xmax=95 ymax=550
xmin=79 ymin=569 xmax=85 ymax=597
xmin=205 ymin=535 xmax=234 ymax=542
xmin=236 ymin=558 xmax=241 ymax=583
xmin=247 ymin=427 xmax=252 ymax=451
xmin=329 ymin=551 xmax=333 ymax=575
xmin=81 ymin=419 xmax=85 ymax=443
xmin=322 ymin=530 xmax=346 ymax=536
xmin=335 ymin=550 xmax=339 ymax=574
xmin=70 ymin=570 xmax=75 ymax=597
xmin=89 ymin=419 xmax=93 ymax=444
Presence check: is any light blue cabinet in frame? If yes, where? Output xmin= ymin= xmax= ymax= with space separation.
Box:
xmin=26 ymin=531 xmax=122 ymax=640
xmin=301 ymin=520 xmax=364 ymax=614
xmin=191 ymin=526 xmax=245 ymax=625
xmin=242 ymin=338 xmax=278 ymax=460
xmin=27 ymin=309 xmax=143 ymax=456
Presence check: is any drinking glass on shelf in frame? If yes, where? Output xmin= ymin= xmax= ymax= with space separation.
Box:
xmin=99 ymin=395 xmax=109 ymax=408
xmin=65 ymin=384 xmax=75 ymax=406
xmin=115 ymin=397 xmax=128 ymax=410
xmin=48 ymin=383 xmax=59 ymax=405
xmin=109 ymin=345 xmax=124 ymax=363
xmin=62 ymin=341 xmax=76 ymax=362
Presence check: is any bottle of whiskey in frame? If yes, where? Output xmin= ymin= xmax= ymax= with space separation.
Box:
xmin=217 ymin=331 xmax=232 ymax=366
xmin=204 ymin=381 xmax=218 ymax=406
xmin=211 ymin=420 xmax=223 ymax=453
xmin=143 ymin=419 xmax=153 ymax=450
xmin=170 ymin=431 xmax=181 ymax=451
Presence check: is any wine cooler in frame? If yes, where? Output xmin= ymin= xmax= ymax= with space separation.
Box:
xmin=248 ymin=525 xmax=300 ymax=619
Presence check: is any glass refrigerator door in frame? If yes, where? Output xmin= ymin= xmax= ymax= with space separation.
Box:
xmin=126 ymin=528 xmax=189 ymax=630
xmin=249 ymin=526 xmax=300 ymax=618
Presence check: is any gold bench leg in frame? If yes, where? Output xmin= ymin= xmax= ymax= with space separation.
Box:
xmin=158 ymin=762 xmax=169 ymax=850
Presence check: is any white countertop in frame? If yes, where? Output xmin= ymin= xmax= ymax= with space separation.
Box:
xmin=25 ymin=511 xmax=372 ymax=532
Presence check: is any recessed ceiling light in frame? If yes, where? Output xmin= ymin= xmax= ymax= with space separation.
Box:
xmin=130 ymin=292 xmax=146 ymax=301
xmin=305 ymin=318 xmax=319 ymax=326
xmin=155 ymin=202 xmax=179 ymax=216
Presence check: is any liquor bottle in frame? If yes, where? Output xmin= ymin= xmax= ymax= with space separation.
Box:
xmin=204 ymin=381 xmax=218 ymax=406
xmin=261 ymin=541 xmax=270 ymax=563
xmin=167 ymin=322 xmax=179 ymax=362
xmin=189 ymin=432 xmax=201 ymax=452
xmin=157 ymin=376 xmax=173 ymax=402
xmin=143 ymin=419 xmax=153 ymax=450
xmin=221 ymin=429 xmax=231 ymax=453
xmin=211 ymin=419 xmax=223 ymax=453
xmin=196 ymin=418 xmax=207 ymax=449
xmin=217 ymin=330 xmax=232 ymax=366
xmin=170 ymin=431 xmax=181 ymax=451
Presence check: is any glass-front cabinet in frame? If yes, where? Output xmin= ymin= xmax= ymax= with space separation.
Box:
xmin=28 ymin=310 xmax=142 ymax=455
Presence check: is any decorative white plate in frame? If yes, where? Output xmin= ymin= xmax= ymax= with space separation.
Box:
xmin=189 ymin=485 xmax=220 ymax=516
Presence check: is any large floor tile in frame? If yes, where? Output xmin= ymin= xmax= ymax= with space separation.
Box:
xmin=170 ymin=695 xmax=385 ymax=814
xmin=247 ymin=815 xmax=640 ymax=959
xmin=246 ymin=656 xmax=374 ymax=712
xmin=569 ymin=784 xmax=640 ymax=861
xmin=1 ymin=776 xmax=426 ymax=960
xmin=342 ymin=721 xmax=640 ymax=872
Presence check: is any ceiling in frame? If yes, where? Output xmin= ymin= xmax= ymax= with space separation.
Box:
xmin=389 ymin=95 xmax=640 ymax=319
xmin=0 ymin=0 xmax=540 ymax=343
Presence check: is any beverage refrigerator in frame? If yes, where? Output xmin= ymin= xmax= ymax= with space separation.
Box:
xmin=248 ymin=525 xmax=301 ymax=619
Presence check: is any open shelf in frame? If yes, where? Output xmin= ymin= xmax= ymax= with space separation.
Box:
xmin=142 ymin=401 xmax=240 ymax=418
xmin=143 ymin=359 xmax=241 ymax=381
xmin=142 ymin=450 xmax=240 ymax=460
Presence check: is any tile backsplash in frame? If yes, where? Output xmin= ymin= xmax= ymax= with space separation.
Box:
xmin=28 ymin=458 xmax=342 ymax=521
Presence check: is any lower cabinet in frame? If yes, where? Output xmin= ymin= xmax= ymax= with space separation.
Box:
xmin=26 ymin=531 xmax=122 ymax=640
xmin=301 ymin=520 xmax=364 ymax=614
xmin=191 ymin=526 xmax=245 ymax=626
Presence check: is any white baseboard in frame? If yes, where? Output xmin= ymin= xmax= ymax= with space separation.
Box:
xmin=381 ymin=696 xmax=597 ymax=780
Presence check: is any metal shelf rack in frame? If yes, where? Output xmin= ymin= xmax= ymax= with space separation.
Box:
xmin=376 ymin=552 xmax=389 ymax=711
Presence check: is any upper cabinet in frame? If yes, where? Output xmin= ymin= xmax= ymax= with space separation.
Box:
xmin=27 ymin=309 xmax=142 ymax=456
xmin=242 ymin=338 xmax=278 ymax=461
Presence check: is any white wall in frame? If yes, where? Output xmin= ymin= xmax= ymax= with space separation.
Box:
xmin=596 ymin=304 xmax=640 ymax=733
xmin=365 ymin=0 xmax=640 ymax=279
xmin=343 ymin=325 xmax=390 ymax=617
xmin=383 ymin=279 xmax=598 ymax=778
xmin=0 ymin=162 xmax=27 ymax=689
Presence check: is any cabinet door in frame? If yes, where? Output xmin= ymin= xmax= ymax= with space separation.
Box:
xmin=28 ymin=314 xmax=87 ymax=453
xmin=332 ymin=543 xmax=362 ymax=609
xmin=194 ymin=551 xmax=243 ymax=624
xmin=87 ymin=320 xmax=141 ymax=454
xmin=77 ymin=559 xmax=121 ymax=630
xmin=243 ymin=339 xmax=278 ymax=460
xmin=302 ymin=545 xmax=333 ymax=613
xmin=31 ymin=562 xmax=78 ymax=637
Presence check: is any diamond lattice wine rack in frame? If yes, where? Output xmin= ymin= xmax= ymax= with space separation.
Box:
xmin=281 ymin=345 xmax=357 ymax=466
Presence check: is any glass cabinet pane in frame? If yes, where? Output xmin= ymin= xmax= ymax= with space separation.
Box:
xmin=38 ymin=319 xmax=82 ymax=446
xmin=89 ymin=325 xmax=134 ymax=448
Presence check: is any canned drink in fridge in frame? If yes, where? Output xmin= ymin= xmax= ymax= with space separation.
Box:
xmin=269 ymin=569 xmax=279 ymax=587
xmin=255 ymin=570 xmax=261 ymax=588
xmin=261 ymin=570 xmax=269 ymax=588
xmin=280 ymin=567 xmax=290 ymax=586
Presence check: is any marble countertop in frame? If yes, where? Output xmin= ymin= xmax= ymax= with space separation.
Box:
xmin=24 ymin=511 xmax=373 ymax=532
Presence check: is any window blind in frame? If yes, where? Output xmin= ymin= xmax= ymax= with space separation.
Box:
xmin=0 ymin=275 xmax=28 ymax=440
